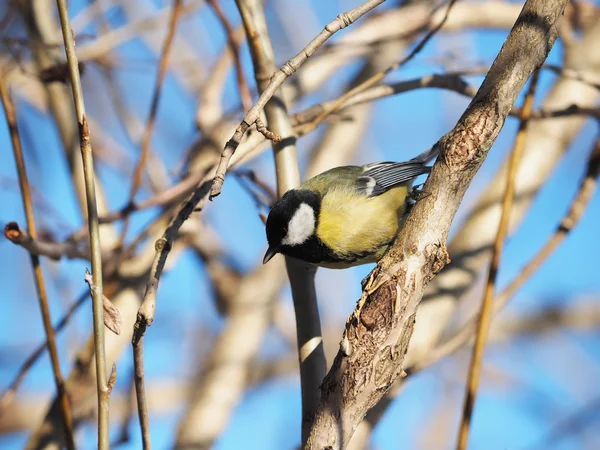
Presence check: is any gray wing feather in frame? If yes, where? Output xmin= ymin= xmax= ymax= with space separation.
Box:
xmin=357 ymin=161 xmax=430 ymax=197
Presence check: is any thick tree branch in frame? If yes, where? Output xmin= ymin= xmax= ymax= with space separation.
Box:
xmin=305 ymin=1 xmax=567 ymax=448
xmin=235 ymin=0 xmax=326 ymax=442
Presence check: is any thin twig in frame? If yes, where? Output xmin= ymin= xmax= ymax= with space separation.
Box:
xmin=291 ymin=68 xmax=600 ymax=129
xmin=292 ymin=69 xmax=482 ymax=127
xmin=297 ymin=0 xmax=459 ymax=135
xmin=132 ymin=178 xmax=213 ymax=449
xmin=0 ymin=290 xmax=88 ymax=415
xmin=209 ymin=0 xmax=387 ymax=199
xmin=206 ymin=0 xmax=253 ymax=111
xmin=0 ymin=71 xmax=76 ymax=450
xmin=255 ymin=117 xmax=282 ymax=142
xmin=120 ymin=0 xmax=183 ymax=248
xmin=4 ymin=221 xmax=89 ymax=260
xmin=54 ymin=0 xmax=111 ymax=446
xmin=411 ymin=135 xmax=600 ymax=376
xmin=456 ymin=69 xmax=541 ymax=450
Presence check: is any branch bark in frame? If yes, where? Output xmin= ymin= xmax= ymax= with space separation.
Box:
xmin=0 ymin=69 xmax=76 ymax=450
xmin=305 ymin=1 xmax=568 ymax=448
xmin=54 ymin=0 xmax=111 ymax=446
xmin=456 ymin=68 xmax=540 ymax=450
xmin=234 ymin=0 xmax=326 ymax=442
xmin=209 ymin=0 xmax=387 ymax=199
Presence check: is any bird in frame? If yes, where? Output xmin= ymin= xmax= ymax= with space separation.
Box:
xmin=262 ymin=159 xmax=431 ymax=269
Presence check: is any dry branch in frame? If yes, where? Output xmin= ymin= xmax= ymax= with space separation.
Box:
xmin=4 ymin=222 xmax=88 ymax=260
xmin=131 ymin=178 xmax=211 ymax=447
xmin=342 ymin=20 xmax=600 ymax=449
xmin=209 ymin=0 xmax=387 ymax=199
xmin=235 ymin=0 xmax=325 ymax=442
xmin=122 ymin=0 xmax=184 ymax=249
xmin=54 ymin=0 xmax=111 ymax=446
xmin=0 ymin=69 xmax=75 ymax=450
xmin=412 ymin=135 xmax=600 ymax=375
xmin=456 ymin=68 xmax=540 ymax=450
xmin=305 ymin=1 xmax=567 ymax=448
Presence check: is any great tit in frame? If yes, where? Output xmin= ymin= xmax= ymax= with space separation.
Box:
xmin=263 ymin=160 xmax=431 ymax=268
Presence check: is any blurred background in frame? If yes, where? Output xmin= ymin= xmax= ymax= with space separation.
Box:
xmin=1 ymin=0 xmax=600 ymax=449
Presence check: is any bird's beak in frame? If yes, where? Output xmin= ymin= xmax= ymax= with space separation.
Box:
xmin=263 ymin=246 xmax=278 ymax=264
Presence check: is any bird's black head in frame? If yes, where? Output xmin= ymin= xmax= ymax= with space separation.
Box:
xmin=263 ymin=189 xmax=321 ymax=264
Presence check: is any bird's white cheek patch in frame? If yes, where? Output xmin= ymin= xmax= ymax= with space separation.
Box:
xmin=282 ymin=203 xmax=315 ymax=246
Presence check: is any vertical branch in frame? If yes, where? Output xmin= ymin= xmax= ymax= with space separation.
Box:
xmin=132 ymin=180 xmax=213 ymax=449
xmin=0 ymin=73 xmax=76 ymax=450
xmin=133 ymin=336 xmax=151 ymax=449
xmin=456 ymin=69 xmax=541 ymax=450
xmin=121 ymin=0 xmax=183 ymax=247
xmin=206 ymin=0 xmax=253 ymax=111
xmin=54 ymin=0 xmax=110 ymax=447
xmin=235 ymin=0 xmax=326 ymax=442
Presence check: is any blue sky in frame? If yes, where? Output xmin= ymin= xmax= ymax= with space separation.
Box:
xmin=1 ymin=0 xmax=599 ymax=449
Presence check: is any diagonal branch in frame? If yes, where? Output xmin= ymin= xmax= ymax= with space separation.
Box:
xmin=121 ymin=0 xmax=183 ymax=249
xmin=411 ymin=135 xmax=600 ymax=376
xmin=297 ymin=0 xmax=459 ymax=135
xmin=456 ymin=68 xmax=540 ymax=450
xmin=305 ymin=1 xmax=568 ymax=448
xmin=209 ymin=0 xmax=387 ymax=199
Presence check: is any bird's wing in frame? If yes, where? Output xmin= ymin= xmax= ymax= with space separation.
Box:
xmin=357 ymin=161 xmax=430 ymax=197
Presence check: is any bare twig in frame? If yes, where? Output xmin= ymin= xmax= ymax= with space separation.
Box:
xmin=54 ymin=0 xmax=110 ymax=446
xmin=255 ymin=117 xmax=282 ymax=142
xmin=209 ymin=0 xmax=387 ymax=199
xmin=121 ymin=0 xmax=183 ymax=248
xmin=0 ymin=291 xmax=87 ymax=415
xmin=291 ymin=68 xmax=600 ymax=128
xmin=292 ymin=69 xmax=482 ymax=126
xmin=132 ymin=178 xmax=212 ymax=448
xmin=305 ymin=1 xmax=567 ymax=448
xmin=456 ymin=68 xmax=540 ymax=450
xmin=0 ymin=71 xmax=75 ymax=450
xmin=297 ymin=0 xmax=459 ymax=135
xmin=133 ymin=331 xmax=151 ymax=449
xmin=206 ymin=0 xmax=253 ymax=111
xmin=4 ymin=221 xmax=88 ymax=260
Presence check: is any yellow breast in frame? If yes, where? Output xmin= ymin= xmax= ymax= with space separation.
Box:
xmin=317 ymin=185 xmax=409 ymax=263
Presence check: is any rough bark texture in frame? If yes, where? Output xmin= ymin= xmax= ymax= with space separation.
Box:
xmin=304 ymin=1 xmax=568 ymax=448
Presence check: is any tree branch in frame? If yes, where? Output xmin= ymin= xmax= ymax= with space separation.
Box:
xmin=121 ymin=0 xmax=183 ymax=250
xmin=209 ymin=0 xmax=387 ymax=199
xmin=0 ymin=68 xmax=75 ymax=450
xmin=457 ymin=68 xmax=540 ymax=450
xmin=235 ymin=0 xmax=326 ymax=442
xmin=54 ymin=0 xmax=111 ymax=446
xmin=411 ymin=135 xmax=600 ymax=376
xmin=305 ymin=1 xmax=567 ymax=448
